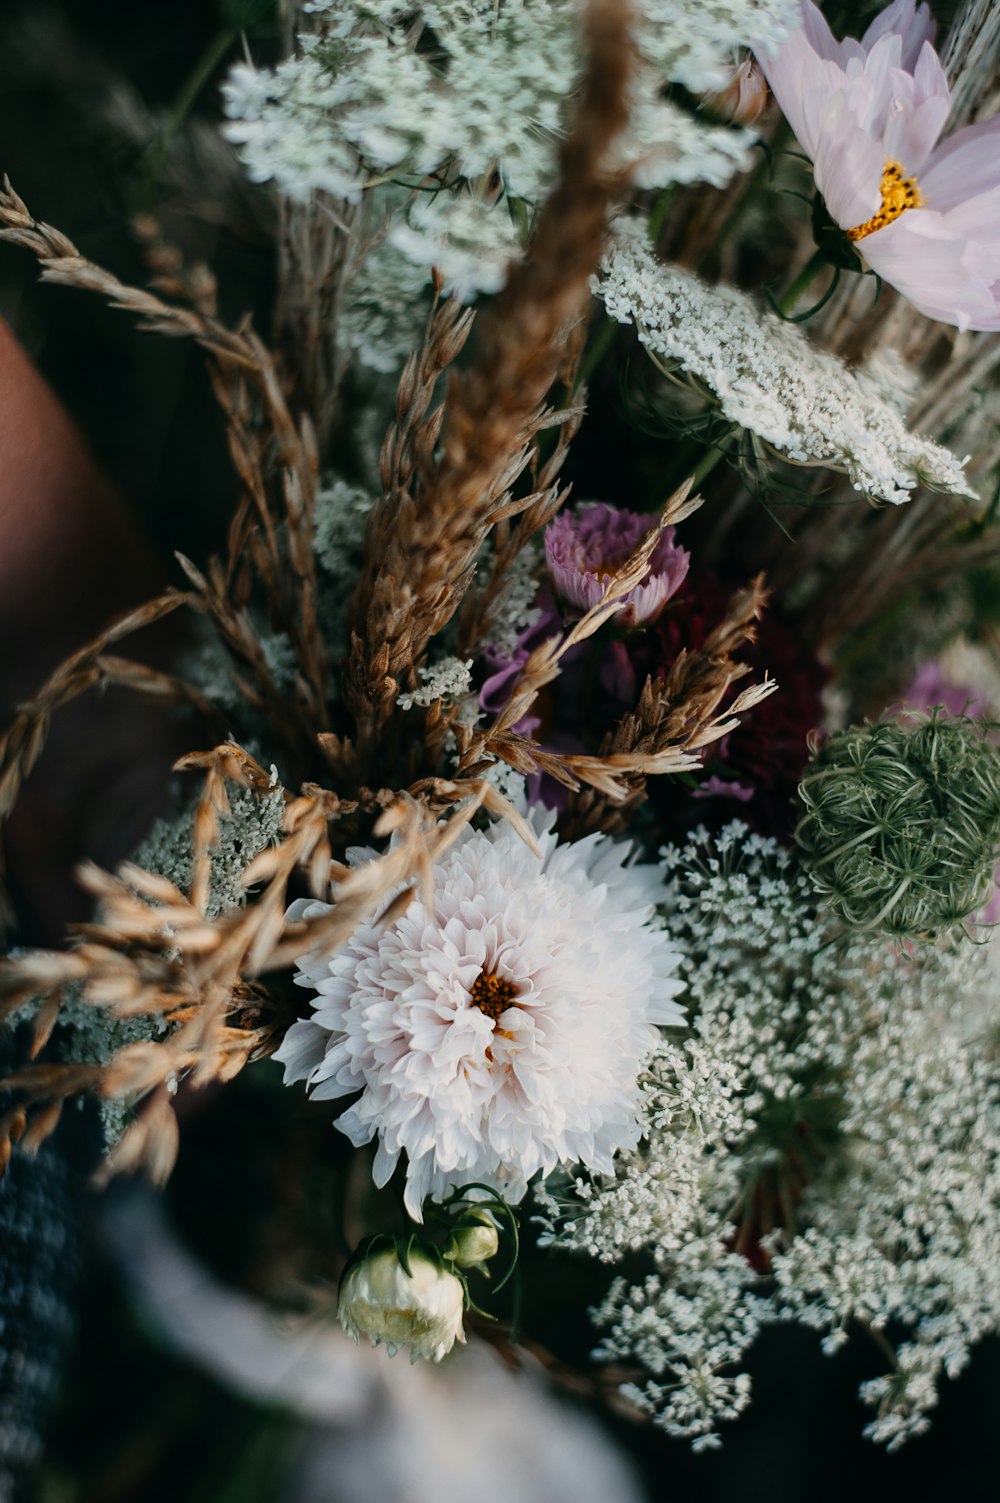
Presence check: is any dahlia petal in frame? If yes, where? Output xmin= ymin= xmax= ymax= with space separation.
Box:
xmin=271 ymin=1019 xmax=329 ymax=1084
xmin=647 ymin=994 xmax=687 ymax=1028
xmin=372 ymin=1138 xmax=400 ymax=1189
xmin=280 ymin=812 xmax=683 ymax=1216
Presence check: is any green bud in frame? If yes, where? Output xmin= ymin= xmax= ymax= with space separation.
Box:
xmin=445 ymin=1209 xmax=500 ymax=1268
xmin=796 ymin=712 xmax=1000 ymax=939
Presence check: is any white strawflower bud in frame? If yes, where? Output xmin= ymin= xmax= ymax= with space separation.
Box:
xmin=338 ymin=1242 xmax=466 ymax=1363
xmin=445 ymin=1210 xmax=500 ymax=1269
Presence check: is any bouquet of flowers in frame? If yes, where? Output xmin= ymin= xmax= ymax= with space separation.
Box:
xmin=3 ymin=0 xmax=1000 ymax=1478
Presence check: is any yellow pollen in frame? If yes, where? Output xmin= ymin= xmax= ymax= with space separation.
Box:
xmin=469 ymin=970 xmax=518 ymax=1023
xmin=846 ymin=160 xmax=923 ymax=242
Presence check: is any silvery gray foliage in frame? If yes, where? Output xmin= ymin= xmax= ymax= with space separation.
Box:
xmin=538 ymin=823 xmax=1000 ymax=1448
xmin=133 ymin=780 xmax=285 ymax=921
xmin=38 ymin=780 xmax=287 ymax=1149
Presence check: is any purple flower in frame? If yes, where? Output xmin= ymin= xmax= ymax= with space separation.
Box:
xmin=544 ymin=504 xmax=690 ymax=629
xmin=905 ymin=660 xmax=985 ymax=721
xmin=758 ymin=0 xmax=1000 ymax=331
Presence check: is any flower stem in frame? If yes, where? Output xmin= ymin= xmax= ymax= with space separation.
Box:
xmin=688 ymin=427 xmax=738 ymax=489
xmin=778 ymin=248 xmax=829 ymax=314
xmin=145 ymin=27 xmax=238 ymax=204
xmin=647 ymin=187 xmax=675 ymax=246
xmin=575 ymin=314 xmax=617 ymax=389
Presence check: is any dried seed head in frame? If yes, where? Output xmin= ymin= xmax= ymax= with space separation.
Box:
xmin=796 ymin=711 xmax=1000 ymax=938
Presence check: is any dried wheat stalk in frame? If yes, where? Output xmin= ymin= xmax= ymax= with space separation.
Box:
xmin=344 ymin=0 xmax=635 ymax=746
xmin=558 ymin=574 xmax=776 ymax=836
xmin=0 ymin=179 xmax=328 ymax=738
xmin=0 ymin=727 xmax=540 ymax=1182
xmin=448 ymin=481 xmax=766 ymax=811
xmin=273 ymin=3 xmax=359 ymax=454
xmin=0 ymin=592 xmax=211 ymax=830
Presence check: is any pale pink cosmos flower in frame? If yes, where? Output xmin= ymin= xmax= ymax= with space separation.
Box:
xmin=544 ymin=503 xmax=689 ymax=628
xmin=758 ymin=0 xmax=1000 ymax=331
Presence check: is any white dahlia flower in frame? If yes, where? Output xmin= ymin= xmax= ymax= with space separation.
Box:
xmin=273 ymin=812 xmax=685 ymax=1219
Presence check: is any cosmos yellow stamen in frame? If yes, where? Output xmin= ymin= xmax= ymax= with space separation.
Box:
xmin=846 ymin=160 xmax=923 ymax=242
xmin=469 ymin=970 xmax=518 ymax=1022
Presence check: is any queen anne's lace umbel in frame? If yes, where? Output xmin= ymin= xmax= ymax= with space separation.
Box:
xmin=597 ymin=228 xmax=976 ymax=504
xmin=223 ymin=0 xmax=796 ymax=297
xmin=540 ymin=823 xmax=1000 ymax=1449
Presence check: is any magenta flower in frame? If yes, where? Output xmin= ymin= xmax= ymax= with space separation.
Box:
xmin=544 ymin=504 xmax=689 ymax=629
xmin=758 ymin=0 xmax=1000 ymax=331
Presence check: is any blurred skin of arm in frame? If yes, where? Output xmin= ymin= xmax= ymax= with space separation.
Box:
xmin=0 ymin=318 xmax=184 ymax=942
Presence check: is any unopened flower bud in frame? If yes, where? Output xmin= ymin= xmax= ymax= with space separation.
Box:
xmin=703 ymin=59 xmax=768 ymax=127
xmin=338 ymin=1242 xmax=466 ymax=1362
xmin=445 ymin=1210 xmax=500 ymax=1268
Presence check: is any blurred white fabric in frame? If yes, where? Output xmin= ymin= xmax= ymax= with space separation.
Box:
xmin=101 ymin=1191 xmax=645 ymax=1503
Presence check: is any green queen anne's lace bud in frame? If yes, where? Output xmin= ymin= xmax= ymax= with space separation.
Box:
xmin=338 ymin=1239 xmax=466 ymax=1363
xmin=796 ymin=712 xmax=1000 ymax=939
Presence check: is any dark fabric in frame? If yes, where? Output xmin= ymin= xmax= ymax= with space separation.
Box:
xmin=0 ymin=1029 xmax=94 ymax=1503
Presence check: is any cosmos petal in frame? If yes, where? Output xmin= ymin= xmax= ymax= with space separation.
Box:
xmin=923 ymin=116 xmax=1000 ymax=211
xmin=861 ymin=212 xmax=1000 ymax=330
xmin=862 ymin=0 xmax=936 ymax=68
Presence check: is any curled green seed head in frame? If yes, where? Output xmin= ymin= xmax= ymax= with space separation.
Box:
xmin=795 ymin=711 xmax=1000 ymax=939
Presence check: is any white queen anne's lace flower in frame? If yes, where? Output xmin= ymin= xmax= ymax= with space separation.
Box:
xmin=597 ymin=225 xmax=975 ymax=503
xmin=274 ymin=813 xmax=685 ymax=1218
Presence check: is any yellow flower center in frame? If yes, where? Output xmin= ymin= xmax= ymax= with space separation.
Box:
xmin=846 ymin=160 xmax=923 ymax=242
xmin=469 ymin=970 xmax=518 ymax=1022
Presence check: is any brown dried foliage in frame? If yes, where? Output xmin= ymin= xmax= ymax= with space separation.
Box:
xmin=0 ymin=178 xmax=328 ymax=744
xmin=0 ymin=0 xmax=780 ymax=1193
xmin=344 ymin=0 xmax=635 ymax=745
xmin=0 ymin=729 xmax=541 ymax=1181
xmin=559 ymin=574 xmax=776 ymax=837
xmin=450 ymin=483 xmax=771 ymax=817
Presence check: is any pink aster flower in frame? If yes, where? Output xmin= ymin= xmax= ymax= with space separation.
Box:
xmin=544 ymin=504 xmax=690 ymax=628
xmin=758 ymin=0 xmax=1000 ymax=330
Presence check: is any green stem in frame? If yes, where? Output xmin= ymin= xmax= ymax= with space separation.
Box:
xmin=145 ymin=27 xmax=238 ymax=204
xmin=779 ymin=248 xmax=829 ymax=314
xmin=647 ymin=187 xmax=675 ymax=246
xmin=696 ymin=134 xmax=783 ymax=275
xmin=575 ymin=315 xmax=617 ymax=389
xmin=687 ymin=427 xmax=738 ymax=490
